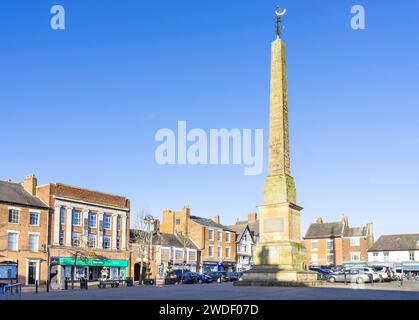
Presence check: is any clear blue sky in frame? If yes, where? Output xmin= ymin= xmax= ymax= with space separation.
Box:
xmin=1 ymin=0 xmax=418 ymax=239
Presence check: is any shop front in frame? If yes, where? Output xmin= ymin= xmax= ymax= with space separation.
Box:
xmin=156 ymin=262 xmax=197 ymax=279
xmin=202 ymin=261 xmax=222 ymax=273
xmin=50 ymin=257 xmax=128 ymax=287
xmin=222 ymin=261 xmax=236 ymax=272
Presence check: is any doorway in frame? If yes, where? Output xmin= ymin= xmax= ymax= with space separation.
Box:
xmin=27 ymin=260 xmax=39 ymax=285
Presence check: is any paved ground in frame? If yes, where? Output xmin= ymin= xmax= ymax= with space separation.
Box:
xmin=20 ymin=281 xmax=419 ymax=300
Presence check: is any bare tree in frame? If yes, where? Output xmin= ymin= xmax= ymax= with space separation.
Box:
xmin=67 ymin=238 xmax=103 ymax=289
xmin=130 ymin=209 xmax=153 ymax=284
xmin=175 ymin=230 xmax=191 ymax=284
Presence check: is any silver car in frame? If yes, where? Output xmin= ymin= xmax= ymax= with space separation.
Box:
xmin=328 ymin=268 xmax=373 ymax=284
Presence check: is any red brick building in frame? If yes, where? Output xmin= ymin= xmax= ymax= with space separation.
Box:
xmin=303 ymin=215 xmax=374 ymax=267
xmin=0 ymin=176 xmax=49 ymax=285
xmin=36 ymin=180 xmax=131 ymax=289
xmin=130 ymin=229 xmax=199 ymax=283
xmin=160 ymin=206 xmax=237 ymax=272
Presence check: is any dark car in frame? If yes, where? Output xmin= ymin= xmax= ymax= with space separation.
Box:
xmin=181 ymin=272 xmax=197 ymax=284
xmin=166 ymin=269 xmax=191 ymax=283
xmin=207 ymin=271 xmax=228 ymax=282
xmin=309 ymin=266 xmax=333 ymax=280
xmin=195 ymin=273 xmax=213 ymax=284
xmin=224 ymin=272 xmax=240 ymax=282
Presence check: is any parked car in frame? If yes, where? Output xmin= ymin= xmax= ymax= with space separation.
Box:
xmin=309 ymin=266 xmax=333 ymax=280
xmin=166 ymin=269 xmax=191 ymax=283
xmin=371 ymin=266 xmax=392 ymax=282
xmin=393 ymin=268 xmax=404 ymax=281
xmin=224 ymin=272 xmax=240 ymax=282
xmin=207 ymin=271 xmax=229 ymax=282
xmin=328 ymin=268 xmax=376 ymax=284
xmin=195 ymin=273 xmax=213 ymax=284
xmin=181 ymin=272 xmax=197 ymax=284
xmin=359 ymin=267 xmax=381 ymax=282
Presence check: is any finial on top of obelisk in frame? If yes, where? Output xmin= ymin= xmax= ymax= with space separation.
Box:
xmin=275 ymin=6 xmax=287 ymax=39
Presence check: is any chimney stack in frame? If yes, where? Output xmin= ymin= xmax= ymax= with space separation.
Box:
xmin=213 ymin=215 xmax=220 ymax=224
xmin=248 ymin=212 xmax=257 ymax=222
xmin=22 ymin=174 xmax=37 ymax=196
xmin=154 ymin=219 xmax=160 ymax=233
xmin=341 ymin=215 xmax=349 ymax=226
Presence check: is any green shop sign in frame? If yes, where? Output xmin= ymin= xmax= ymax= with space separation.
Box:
xmin=54 ymin=257 xmax=128 ymax=267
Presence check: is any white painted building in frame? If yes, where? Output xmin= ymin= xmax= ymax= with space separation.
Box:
xmin=368 ymin=234 xmax=419 ymax=269
xmin=228 ymin=224 xmax=255 ymax=272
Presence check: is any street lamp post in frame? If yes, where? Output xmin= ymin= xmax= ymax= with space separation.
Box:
xmin=144 ymin=214 xmax=155 ymax=284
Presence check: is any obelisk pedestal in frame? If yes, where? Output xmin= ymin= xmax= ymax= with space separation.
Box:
xmin=237 ymin=30 xmax=318 ymax=286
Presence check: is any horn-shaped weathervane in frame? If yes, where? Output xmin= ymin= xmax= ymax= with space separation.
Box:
xmin=275 ymin=6 xmax=287 ymax=38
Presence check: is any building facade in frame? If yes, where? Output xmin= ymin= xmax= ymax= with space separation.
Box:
xmin=36 ymin=181 xmax=130 ymax=289
xmin=160 ymin=206 xmax=236 ymax=272
xmin=303 ymin=216 xmax=374 ymax=267
xmin=0 ymin=176 xmax=49 ymax=285
xmin=130 ymin=230 xmax=199 ymax=283
xmin=227 ymin=224 xmax=255 ymax=272
xmin=368 ymin=234 xmax=419 ymax=270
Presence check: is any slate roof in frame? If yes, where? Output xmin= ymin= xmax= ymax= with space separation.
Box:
xmin=369 ymin=234 xmax=419 ymax=252
xmin=0 ymin=180 xmax=48 ymax=209
xmin=130 ymin=229 xmax=197 ymax=249
xmin=304 ymin=222 xmax=344 ymax=239
xmin=190 ymin=216 xmax=233 ymax=231
xmin=227 ymin=224 xmax=255 ymax=243
xmin=345 ymin=226 xmax=368 ymax=237
xmin=235 ymin=220 xmax=259 ymax=237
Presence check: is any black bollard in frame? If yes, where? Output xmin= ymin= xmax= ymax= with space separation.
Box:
xmin=35 ymin=280 xmax=38 ymax=293
xmin=46 ymin=280 xmax=49 ymax=293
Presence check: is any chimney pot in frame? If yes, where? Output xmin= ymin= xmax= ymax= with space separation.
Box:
xmin=248 ymin=212 xmax=257 ymax=222
xmin=22 ymin=174 xmax=37 ymax=196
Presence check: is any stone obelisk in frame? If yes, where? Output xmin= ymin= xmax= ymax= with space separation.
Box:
xmin=239 ymin=7 xmax=317 ymax=285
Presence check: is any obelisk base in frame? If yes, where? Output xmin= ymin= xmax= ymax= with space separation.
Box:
xmin=234 ymin=268 xmax=320 ymax=287
xmin=236 ymin=241 xmax=319 ymax=287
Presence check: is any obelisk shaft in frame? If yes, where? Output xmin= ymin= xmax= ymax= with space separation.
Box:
xmin=268 ymin=38 xmax=290 ymax=176
xmin=264 ymin=38 xmax=296 ymax=205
